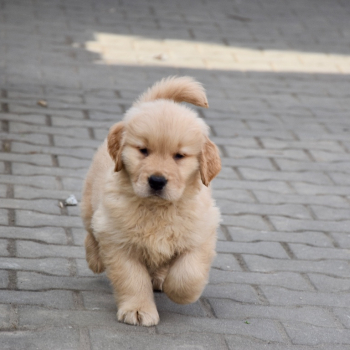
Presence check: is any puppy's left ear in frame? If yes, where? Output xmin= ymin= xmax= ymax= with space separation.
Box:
xmin=107 ymin=122 xmax=124 ymax=172
xmin=199 ymin=136 xmax=221 ymax=186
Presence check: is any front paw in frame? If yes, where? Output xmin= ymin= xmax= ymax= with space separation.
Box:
xmin=117 ymin=305 xmax=159 ymax=326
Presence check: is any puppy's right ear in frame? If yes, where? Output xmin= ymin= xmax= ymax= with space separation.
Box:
xmin=107 ymin=122 xmax=124 ymax=172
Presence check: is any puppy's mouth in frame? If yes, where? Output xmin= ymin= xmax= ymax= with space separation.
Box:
xmin=149 ymin=188 xmax=167 ymax=199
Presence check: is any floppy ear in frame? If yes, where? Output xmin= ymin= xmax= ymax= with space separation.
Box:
xmin=107 ymin=122 xmax=124 ymax=172
xmin=199 ymin=136 xmax=221 ymax=186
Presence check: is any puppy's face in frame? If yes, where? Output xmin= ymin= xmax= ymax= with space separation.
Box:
xmin=108 ymin=100 xmax=221 ymax=202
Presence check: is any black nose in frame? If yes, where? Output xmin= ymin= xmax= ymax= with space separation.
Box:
xmin=148 ymin=175 xmax=167 ymax=191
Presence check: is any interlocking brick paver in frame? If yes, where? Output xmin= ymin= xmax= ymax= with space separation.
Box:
xmin=17 ymin=272 xmax=111 ymax=292
xmin=228 ymin=228 xmax=334 ymax=247
xmin=0 ymin=258 xmax=71 ymax=275
xmin=16 ymin=241 xmax=85 ymax=258
xmin=262 ymin=286 xmax=350 ymax=308
xmin=0 ymin=290 xmax=74 ymax=309
xmin=283 ymin=322 xmax=350 ymax=345
xmin=0 ymin=329 xmax=80 ymax=350
xmin=244 ymin=255 xmax=350 ymax=278
xmin=208 ymin=300 xmax=337 ymax=328
xmin=89 ymin=330 xmax=228 ymax=350
xmin=209 ymin=270 xmax=312 ymax=291
xmin=1 ymin=0 xmax=350 ymax=348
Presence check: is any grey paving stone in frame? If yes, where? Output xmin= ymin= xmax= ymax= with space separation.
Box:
xmin=216 ymin=166 xmax=240 ymax=180
xmin=216 ymin=241 xmax=289 ymax=259
xmin=9 ymin=121 xmax=90 ymax=138
xmin=89 ymin=329 xmax=228 ymax=350
xmin=260 ymin=138 xmax=345 ymax=152
xmin=331 ymin=232 xmax=350 ymax=249
xmin=212 ymin=188 xmax=256 ymax=202
xmin=239 ymin=168 xmax=332 ymax=185
xmin=0 ymin=184 xmax=8 ymax=198
xmin=0 ymin=113 xmax=47 ymax=124
xmin=75 ymin=258 xmax=94 ymax=276
xmin=0 ymin=209 xmax=8 ymax=225
xmin=218 ymin=200 xmax=311 ymax=219
xmin=212 ymin=253 xmax=242 ymax=271
xmin=269 ymin=216 xmax=350 ymax=234
xmin=276 ymin=158 xmax=350 ymax=173
xmin=0 ymin=328 xmax=80 ymax=350
xmin=212 ymin=136 xmax=259 ymax=148
xmin=0 ymin=271 xmax=9 ymax=288
xmin=12 ymin=162 xmax=86 ymax=178
xmin=72 ymin=228 xmax=86 ymax=246
xmin=0 ymin=162 xmax=5 ymax=174
xmin=0 ymin=198 xmax=61 ymax=215
xmin=226 ymin=147 xmax=310 ymax=161
xmin=254 ymin=190 xmax=350 ymax=208
xmin=2 ymin=174 xmax=57 ymax=189
xmin=227 ymin=228 xmax=334 ymax=247
xmin=307 ymin=274 xmax=350 ymax=293
xmin=156 ymin=313 xmax=284 ymax=342
xmin=203 ymin=283 xmax=260 ymax=304
xmin=224 ymin=335 xmax=346 ymax=350
xmin=0 ymin=151 xmax=52 ymax=166
xmin=18 ymin=306 xmax=147 ymax=331
xmin=221 ymin=157 xmax=276 ymax=170
xmin=11 ymin=142 xmax=95 ymax=160
xmin=0 ymin=290 xmax=74 ymax=309
xmin=17 ymin=271 xmax=111 ymax=292
xmin=81 ymin=291 xmax=116 ymax=311
xmin=0 ymin=239 xmax=9 ymax=256
xmin=311 ymin=205 xmax=350 ymax=221
xmin=244 ymin=255 xmax=350 ymax=278
xmin=310 ymin=149 xmax=350 ymax=163
xmin=0 ymin=226 xmax=67 ymax=244
xmin=289 ymin=243 xmax=350 ymax=260
xmin=15 ymin=210 xmax=82 ymax=228
xmin=0 ymin=132 xmax=50 ymax=145
xmin=261 ymin=286 xmax=350 ymax=308
xmin=0 ymin=257 xmax=70 ymax=275
xmin=333 ymin=308 xmax=350 ymax=329
xmin=209 ymin=299 xmax=337 ymax=327
xmin=0 ymin=304 xmax=10 ymax=329
xmin=57 ymin=155 xmax=91 ymax=169
xmin=16 ymin=241 xmax=85 ymax=258
xmin=14 ymin=186 xmax=75 ymax=200
xmin=53 ymin=135 xmax=100 ymax=148
xmin=293 ymin=182 xmax=350 ymax=196
xmin=283 ymin=321 xmax=350 ymax=345
xmin=208 ymin=270 xmax=311 ymax=291
xmin=222 ymin=214 xmax=272 ymax=231
xmin=329 ymin=172 xmax=350 ymax=186
xmin=215 ymin=179 xmax=293 ymax=194
xmin=62 ymin=177 xmax=85 ymax=192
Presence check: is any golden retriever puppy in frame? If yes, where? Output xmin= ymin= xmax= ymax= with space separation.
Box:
xmin=81 ymin=76 xmax=221 ymax=326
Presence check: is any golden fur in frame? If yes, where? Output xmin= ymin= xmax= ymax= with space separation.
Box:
xmin=81 ymin=76 xmax=221 ymax=326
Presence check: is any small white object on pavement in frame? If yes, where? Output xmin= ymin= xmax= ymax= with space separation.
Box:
xmin=65 ymin=194 xmax=78 ymax=206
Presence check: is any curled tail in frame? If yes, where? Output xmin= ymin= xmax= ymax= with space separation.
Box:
xmin=134 ymin=76 xmax=208 ymax=108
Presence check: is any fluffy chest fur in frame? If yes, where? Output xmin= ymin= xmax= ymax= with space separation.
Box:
xmin=92 ymin=177 xmax=218 ymax=268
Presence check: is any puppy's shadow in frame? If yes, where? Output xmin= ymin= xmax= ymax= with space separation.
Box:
xmin=154 ymin=292 xmax=206 ymax=317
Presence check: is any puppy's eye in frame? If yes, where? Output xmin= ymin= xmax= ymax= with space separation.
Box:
xmin=174 ymin=153 xmax=184 ymax=160
xmin=139 ymin=148 xmax=148 ymax=156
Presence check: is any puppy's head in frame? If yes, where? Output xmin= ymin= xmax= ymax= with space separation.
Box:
xmin=108 ymin=77 xmax=221 ymax=202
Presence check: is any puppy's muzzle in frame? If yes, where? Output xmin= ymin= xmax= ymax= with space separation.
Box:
xmin=148 ymin=175 xmax=167 ymax=191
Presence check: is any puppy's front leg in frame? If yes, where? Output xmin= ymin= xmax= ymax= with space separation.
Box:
xmin=106 ymin=250 xmax=159 ymax=326
xmin=163 ymin=242 xmax=215 ymax=305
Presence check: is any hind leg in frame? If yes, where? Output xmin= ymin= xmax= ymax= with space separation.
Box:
xmin=85 ymin=231 xmax=105 ymax=274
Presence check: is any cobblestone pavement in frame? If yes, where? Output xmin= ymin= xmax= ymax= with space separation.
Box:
xmin=1 ymin=0 xmax=350 ymax=349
